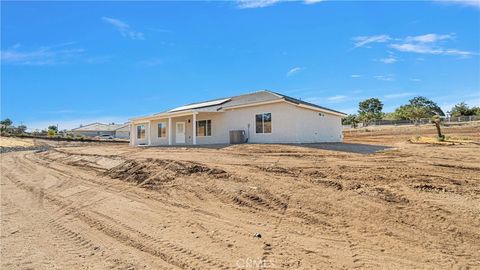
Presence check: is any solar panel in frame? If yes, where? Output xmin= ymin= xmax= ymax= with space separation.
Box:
xmin=168 ymin=98 xmax=231 ymax=112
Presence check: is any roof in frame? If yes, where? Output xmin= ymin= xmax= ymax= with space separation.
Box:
xmin=134 ymin=90 xmax=346 ymax=120
xmin=71 ymin=123 xmax=130 ymax=132
xmin=168 ymin=98 xmax=231 ymax=112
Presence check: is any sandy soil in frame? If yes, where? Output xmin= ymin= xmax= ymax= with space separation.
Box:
xmin=1 ymin=124 xmax=479 ymax=269
xmin=0 ymin=137 xmax=35 ymax=147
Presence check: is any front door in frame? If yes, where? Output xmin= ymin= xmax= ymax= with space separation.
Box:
xmin=176 ymin=122 xmax=186 ymax=143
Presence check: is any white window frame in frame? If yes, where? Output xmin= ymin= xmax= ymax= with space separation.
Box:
xmin=158 ymin=122 xmax=167 ymax=138
xmin=196 ymin=119 xmax=212 ymax=137
xmin=136 ymin=125 xmax=146 ymax=139
xmin=255 ymin=113 xmax=272 ymax=134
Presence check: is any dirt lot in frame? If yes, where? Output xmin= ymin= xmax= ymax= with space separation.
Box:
xmin=1 ymin=123 xmax=479 ymax=269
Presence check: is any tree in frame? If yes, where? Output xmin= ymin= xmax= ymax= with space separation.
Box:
xmin=47 ymin=129 xmax=56 ymax=137
xmin=431 ymin=115 xmax=444 ymax=141
xmin=17 ymin=125 xmax=27 ymax=134
xmin=391 ymin=105 xmax=413 ymax=120
xmin=449 ymin=102 xmax=478 ymax=117
xmin=392 ymin=96 xmax=444 ymax=123
xmin=342 ymin=114 xmax=360 ymax=128
xmin=1 ymin=118 xmax=13 ymax=132
xmin=358 ymin=98 xmax=383 ymax=125
xmin=409 ymin=96 xmax=444 ymax=117
xmin=48 ymin=125 xmax=58 ymax=132
xmin=474 ymin=107 xmax=480 ymax=116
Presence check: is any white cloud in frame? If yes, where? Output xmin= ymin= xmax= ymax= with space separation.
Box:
xmin=236 ymin=0 xmax=323 ymax=8
xmin=389 ymin=43 xmax=474 ymax=56
xmin=409 ymin=78 xmax=422 ymax=82
xmin=435 ymin=0 xmax=480 ymax=8
xmin=286 ymin=67 xmax=304 ymax=77
xmin=236 ymin=0 xmax=281 ymax=8
xmin=389 ymin=32 xmax=474 ymax=57
xmin=383 ymin=92 xmax=415 ymax=99
xmin=353 ymin=34 xmax=391 ymax=48
xmin=379 ymin=55 xmax=397 ymax=64
xmin=102 ymin=17 xmax=144 ymax=40
xmin=327 ymin=95 xmax=348 ymax=102
xmin=353 ymin=32 xmax=476 ymax=58
xmin=350 ymin=74 xmax=362 ymax=78
xmin=1 ymin=43 xmax=84 ymax=65
xmin=374 ymin=74 xmax=395 ymax=81
xmin=304 ymin=0 xmax=324 ymax=4
xmin=405 ymin=33 xmax=454 ymax=43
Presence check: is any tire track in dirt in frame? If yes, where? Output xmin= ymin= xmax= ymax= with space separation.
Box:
xmin=0 ymin=176 xmax=135 ymax=270
xmin=5 ymin=153 xmax=232 ymax=269
xmin=261 ymin=194 xmax=290 ymax=269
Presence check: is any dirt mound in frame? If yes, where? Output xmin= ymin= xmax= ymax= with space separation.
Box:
xmin=256 ymin=165 xmax=298 ymax=176
xmin=414 ymin=184 xmax=449 ymax=193
xmin=103 ymin=158 xmax=230 ymax=187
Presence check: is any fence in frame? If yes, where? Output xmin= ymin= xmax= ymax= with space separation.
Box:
xmin=343 ymin=115 xmax=480 ymax=129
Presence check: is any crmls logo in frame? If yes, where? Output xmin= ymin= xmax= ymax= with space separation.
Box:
xmin=236 ymin=257 xmax=275 ymax=268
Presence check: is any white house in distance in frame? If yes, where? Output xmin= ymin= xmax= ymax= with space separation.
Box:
xmin=129 ymin=90 xmax=346 ymax=146
xmin=71 ymin=123 xmax=130 ymax=139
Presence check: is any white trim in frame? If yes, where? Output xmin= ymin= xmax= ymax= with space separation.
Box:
xmin=157 ymin=122 xmax=167 ymax=138
xmin=147 ymin=121 xmax=151 ymax=146
xmin=136 ymin=124 xmax=146 ymax=140
xmin=195 ymin=119 xmax=212 ymax=137
xmin=168 ymin=117 xmax=172 ymax=145
xmin=295 ymin=103 xmax=347 ymax=117
xmin=255 ymin=112 xmax=272 ymax=134
xmin=130 ymin=124 xmax=135 ymax=145
xmin=175 ymin=122 xmax=186 ymax=144
xmin=192 ymin=113 xmax=197 ymax=145
xmin=131 ymin=110 xmax=205 ymax=122
xmin=222 ymin=99 xmax=284 ymax=111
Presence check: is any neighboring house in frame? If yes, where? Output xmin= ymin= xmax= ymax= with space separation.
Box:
xmin=71 ymin=123 xmax=130 ymax=139
xmin=129 ymin=90 xmax=346 ymax=146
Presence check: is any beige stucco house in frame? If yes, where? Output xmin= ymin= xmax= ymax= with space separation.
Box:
xmin=129 ymin=90 xmax=346 ymax=146
xmin=71 ymin=123 xmax=130 ymax=139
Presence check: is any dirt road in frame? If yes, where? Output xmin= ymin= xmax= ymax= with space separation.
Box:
xmin=1 ymin=125 xmax=479 ymax=269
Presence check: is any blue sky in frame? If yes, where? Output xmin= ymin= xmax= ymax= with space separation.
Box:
xmin=1 ymin=0 xmax=479 ymax=130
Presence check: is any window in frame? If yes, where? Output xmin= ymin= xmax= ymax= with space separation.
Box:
xmin=136 ymin=125 xmax=145 ymax=139
xmin=158 ymin=122 xmax=167 ymax=138
xmin=255 ymin=113 xmax=272 ymax=133
xmin=196 ymin=120 xmax=211 ymax=136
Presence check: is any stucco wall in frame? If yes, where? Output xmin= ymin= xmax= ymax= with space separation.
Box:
xmin=73 ymin=131 xmax=115 ymax=137
xmin=114 ymin=131 xmax=130 ymax=139
xmin=220 ymin=102 xmax=343 ymax=143
xmin=131 ymin=102 xmax=343 ymax=146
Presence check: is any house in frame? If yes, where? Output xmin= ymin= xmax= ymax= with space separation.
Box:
xmin=129 ymin=90 xmax=346 ymax=146
xmin=71 ymin=123 xmax=130 ymax=139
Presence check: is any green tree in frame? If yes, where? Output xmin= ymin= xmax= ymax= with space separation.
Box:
xmin=409 ymin=96 xmax=444 ymax=116
xmin=391 ymin=96 xmax=444 ymax=123
xmin=392 ymin=105 xmax=414 ymax=120
xmin=473 ymin=106 xmax=480 ymax=116
xmin=48 ymin=125 xmax=58 ymax=132
xmin=47 ymin=129 xmax=56 ymax=137
xmin=17 ymin=125 xmax=27 ymax=134
xmin=342 ymin=114 xmax=360 ymax=128
xmin=1 ymin=118 xmax=13 ymax=132
xmin=358 ymin=98 xmax=383 ymax=125
xmin=449 ymin=102 xmax=477 ymax=117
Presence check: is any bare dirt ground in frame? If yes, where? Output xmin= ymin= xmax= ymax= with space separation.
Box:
xmin=1 ymin=123 xmax=479 ymax=269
